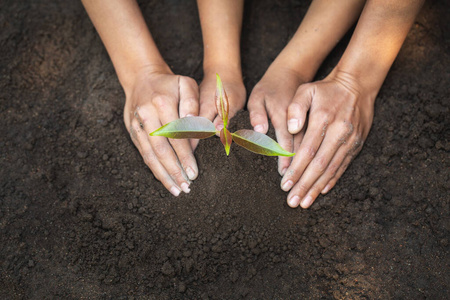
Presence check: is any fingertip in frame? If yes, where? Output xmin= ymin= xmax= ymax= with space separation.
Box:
xmin=288 ymin=119 xmax=300 ymax=134
xmin=253 ymin=124 xmax=267 ymax=134
xmin=288 ymin=195 xmax=300 ymax=208
xmin=321 ymin=184 xmax=331 ymax=194
xmin=170 ymin=186 xmax=181 ymax=197
xmin=278 ymin=158 xmax=291 ymax=176
xmin=213 ymin=116 xmax=224 ymax=132
xmin=300 ymin=195 xmax=314 ymax=209
xmin=185 ymin=166 xmax=198 ymax=181
xmin=180 ymin=182 xmax=191 ymax=194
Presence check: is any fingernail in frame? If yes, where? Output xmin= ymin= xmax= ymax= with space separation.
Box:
xmin=180 ymin=182 xmax=191 ymax=194
xmin=280 ymin=168 xmax=287 ymax=176
xmin=281 ymin=180 xmax=293 ymax=191
xmin=254 ymin=124 xmax=264 ymax=133
xmin=321 ymin=184 xmax=331 ymax=194
xmin=216 ymin=124 xmax=224 ymax=131
xmin=185 ymin=167 xmax=196 ymax=180
xmin=288 ymin=195 xmax=300 ymax=207
xmin=301 ymin=195 xmax=313 ymax=208
xmin=288 ymin=119 xmax=299 ymax=133
xmin=170 ymin=186 xmax=181 ymax=197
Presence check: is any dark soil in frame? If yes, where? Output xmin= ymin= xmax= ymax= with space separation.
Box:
xmin=1 ymin=0 xmax=449 ymax=299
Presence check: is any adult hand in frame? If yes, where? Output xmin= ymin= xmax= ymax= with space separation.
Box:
xmin=281 ymin=71 xmax=374 ymax=208
xmin=248 ymin=64 xmax=307 ymax=175
xmin=123 ymin=67 xmax=200 ymax=196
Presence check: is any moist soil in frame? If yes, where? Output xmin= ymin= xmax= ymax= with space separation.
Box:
xmin=1 ymin=0 xmax=449 ymax=299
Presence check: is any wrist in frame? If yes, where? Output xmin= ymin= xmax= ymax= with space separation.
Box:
xmin=203 ymin=62 xmax=242 ymax=82
xmin=327 ymin=66 xmax=378 ymax=106
xmin=120 ymin=62 xmax=172 ymax=96
xmin=268 ymin=52 xmax=316 ymax=84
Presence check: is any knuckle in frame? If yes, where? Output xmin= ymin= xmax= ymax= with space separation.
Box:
xmin=143 ymin=151 xmax=156 ymax=166
xmin=249 ymin=109 xmax=263 ymax=120
xmin=327 ymin=163 xmax=340 ymax=177
xmin=169 ymin=169 xmax=183 ymax=180
xmin=152 ymin=95 xmax=173 ymax=111
xmin=313 ymin=155 xmax=328 ymax=173
xmin=296 ymin=181 xmax=310 ymax=197
xmin=296 ymin=83 xmax=310 ymax=94
xmin=131 ymin=119 xmax=143 ymax=133
xmin=301 ymin=145 xmax=316 ymax=160
xmin=183 ymin=76 xmax=198 ymax=87
xmin=153 ymin=143 xmax=168 ymax=157
xmin=309 ymin=187 xmax=321 ymax=198
xmin=315 ymin=109 xmax=331 ymax=122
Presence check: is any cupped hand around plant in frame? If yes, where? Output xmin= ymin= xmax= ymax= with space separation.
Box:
xmin=281 ymin=70 xmax=374 ymax=209
xmin=123 ymin=66 xmax=200 ymax=197
xmin=248 ymin=62 xmax=308 ymax=175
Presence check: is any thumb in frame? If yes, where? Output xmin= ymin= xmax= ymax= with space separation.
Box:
xmin=287 ymin=84 xmax=312 ymax=134
xmin=247 ymin=91 xmax=269 ymax=134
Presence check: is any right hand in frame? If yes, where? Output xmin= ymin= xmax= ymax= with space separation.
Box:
xmin=248 ymin=63 xmax=307 ymax=175
xmin=123 ymin=66 xmax=200 ymax=196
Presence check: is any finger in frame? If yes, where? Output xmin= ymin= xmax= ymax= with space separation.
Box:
xmin=151 ymin=95 xmax=199 ymax=181
xmin=179 ymin=76 xmax=199 ymax=118
xmin=321 ymin=138 xmax=363 ymax=194
xmin=198 ymin=86 xmax=217 ymax=121
xmin=280 ymin=115 xmax=329 ymax=192
xmin=138 ymin=103 xmax=192 ymax=191
xmin=195 ymin=82 xmax=219 ymax=143
xmin=287 ymin=85 xmax=312 ymax=134
xmin=130 ymin=118 xmax=182 ymax=196
xmin=292 ymin=121 xmax=307 ymax=152
xmin=248 ymin=91 xmax=269 ymax=134
xmin=320 ymin=155 xmax=352 ymax=195
xmin=285 ymin=123 xmax=352 ymax=207
xmin=272 ymin=117 xmax=294 ymax=176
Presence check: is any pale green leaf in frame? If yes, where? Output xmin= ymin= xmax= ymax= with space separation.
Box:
xmin=231 ymin=129 xmax=295 ymax=157
xmin=150 ymin=116 xmax=216 ymax=139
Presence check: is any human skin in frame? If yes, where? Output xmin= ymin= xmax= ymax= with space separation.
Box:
xmin=248 ymin=0 xmax=425 ymax=208
xmin=81 ymin=0 xmax=246 ymax=196
xmin=81 ymin=0 xmax=199 ymax=196
xmin=194 ymin=0 xmax=246 ymax=148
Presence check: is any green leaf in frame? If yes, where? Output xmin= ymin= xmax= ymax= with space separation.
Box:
xmin=231 ymin=129 xmax=295 ymax=157
xmin=220 ymin=128 xmax=232 ymax=156
xmin=150 ymin=116 xmax=216 ymax=139
xmin=215 ymin=74 xmax=229 ymax=128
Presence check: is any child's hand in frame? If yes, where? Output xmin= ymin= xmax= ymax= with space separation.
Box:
xmin=281 ymin=71 xmax=374 ymax=208
xmin=192 ymin=68 xmax=246 ymax=149
xmin=248 ymin=64 xmax=306 ymax=175
xmin=123 ymin=67 xmax=200 ymax=196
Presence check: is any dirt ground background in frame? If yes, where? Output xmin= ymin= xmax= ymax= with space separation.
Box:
xmin=1 ymin=0 xmax=449 ymax=299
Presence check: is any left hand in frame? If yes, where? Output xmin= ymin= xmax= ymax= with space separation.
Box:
xmin=281 ymin=71 xmax=374 ymax=208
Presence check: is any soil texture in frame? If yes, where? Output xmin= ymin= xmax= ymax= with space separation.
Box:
xmin=0 ymin=0 xmax=449 ymax=299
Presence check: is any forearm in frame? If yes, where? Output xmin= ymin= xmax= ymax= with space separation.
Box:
xmin=81 ymin=0 xmax=170 ymax=93
xmin=197 ymin=0 xmax=244 ymax=77
xmin=334 ymin=0 xmax=425 ymax=97
xmin=275 ymin=0 xmax=366 ymax=82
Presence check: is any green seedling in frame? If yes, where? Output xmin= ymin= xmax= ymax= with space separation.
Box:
xmin=150 ymin=74 xmax=295 ymax=157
